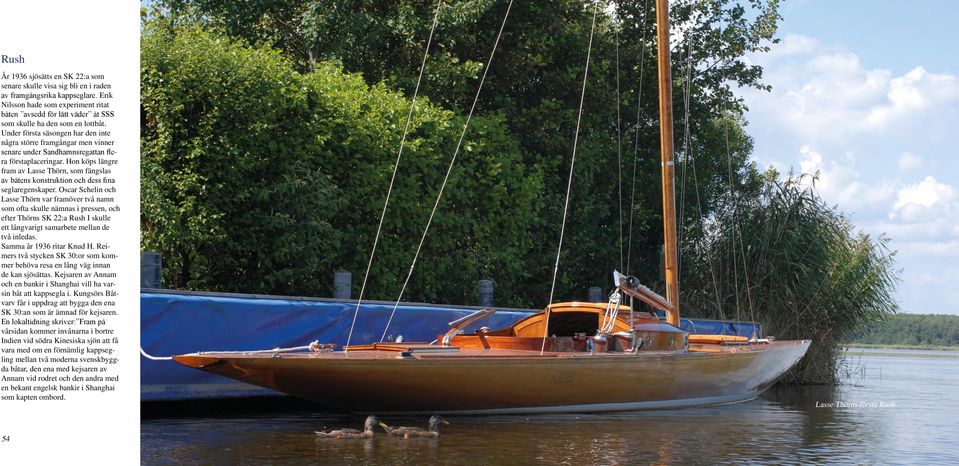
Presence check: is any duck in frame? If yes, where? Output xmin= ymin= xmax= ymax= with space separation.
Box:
xmin=315 ymin=415 xmax=379 ymax=439
xmin=379 ymin=415 xmax=450 ymax=439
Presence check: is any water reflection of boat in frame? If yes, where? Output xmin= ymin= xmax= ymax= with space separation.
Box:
xmin=173 ymin=0 xmax=809 ymax=414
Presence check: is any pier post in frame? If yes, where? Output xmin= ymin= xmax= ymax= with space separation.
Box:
xmin=588 ymin=286 xmax=602 ymax=303
xmin=478 ymin=279 xmax=494 ymax=306
xmin=333 ymin=270 xmax=352 ymax=299
xmin=140 ymin=252 xmax=163 ymax=289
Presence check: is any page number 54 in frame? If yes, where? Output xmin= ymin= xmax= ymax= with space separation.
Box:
xmin=2 ymin=435 xmax=9 ymax=442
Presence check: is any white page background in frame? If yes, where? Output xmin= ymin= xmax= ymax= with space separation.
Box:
xmin=0 ymin=1 xmax=139 ymax=463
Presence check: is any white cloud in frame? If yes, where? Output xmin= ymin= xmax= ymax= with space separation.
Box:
xmin=743 ymin=35 xmax=959 ymax=145
xmin=771 ymin=34 xmax=818 ymax=57
xmin=742 ymin=35 xmax=959 ymax=223
xmin=866 ymin=67 xmax=959 ymax=127
xmin=890 ymin=176 xmax=957 ymax=222
xmin=898 ymin=152 xmax=922 ymax=171
xmin=793 ymin=145 xmax=894 ymax=215
xmin=900 ymin=240 xmax=959 ymax=257
xmin=797 ymin=145 xmax=861 ymax=204
xmin=738 ymin=33 xmax=959 ymax=313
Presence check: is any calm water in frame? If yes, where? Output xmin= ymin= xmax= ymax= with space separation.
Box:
xmin=141 ymin=349 xmax=959 ymax=465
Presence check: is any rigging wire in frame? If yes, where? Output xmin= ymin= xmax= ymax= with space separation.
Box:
xmin=345 ymin=0 xmax=444 ymax=351
xmin=616 ymin=27 xmax=624 ymax=273
xmin=541 ymin=0 xmax=600 ymax=355
xmin=729 ymin=125 xmax=758 ymax=334
xmin=688 ymin=133 xmax=728 ymax=329
xmin=625 ymin=0 xmax=651 ymax=277
xmin=677 ymin=11 xmax=727 ymax=331
xmin=379 ymin=0 xmax=516 ymax=342
xmin=716 ymin=15 xmax=758 ymax=333
xmin=723 ymin=114 xmax=742 ymax=324
xmin=678 ymin=20 xmax=693 ymax=282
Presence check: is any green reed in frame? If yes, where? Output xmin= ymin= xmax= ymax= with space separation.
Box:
xmin=681 ymin=174 xmax=900 ymax=384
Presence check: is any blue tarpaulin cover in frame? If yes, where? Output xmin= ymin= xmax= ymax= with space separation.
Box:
xmin=653 ymin=310 xmax=762 ymax=338
xmin=140 ymin=290 xmax=532 ymax=400
xmin=140 ymin=290 xmax=761 ymax=401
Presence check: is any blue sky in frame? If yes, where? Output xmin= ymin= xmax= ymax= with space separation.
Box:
xmin=737 ymin=0 xmax=959 ymax=314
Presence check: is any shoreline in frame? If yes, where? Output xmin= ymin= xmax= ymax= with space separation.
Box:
xmin=846 ymin=343 xmax=959 ymax=351
xmin=845 ymin=345 xmax=959 ymax=359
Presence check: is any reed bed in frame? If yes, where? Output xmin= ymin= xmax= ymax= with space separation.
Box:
xmin=682 ymin=174 xmax=899 ymax=384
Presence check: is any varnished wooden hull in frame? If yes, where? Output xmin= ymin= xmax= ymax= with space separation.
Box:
xmin=173 ymin=339 xmax=810 ymax=414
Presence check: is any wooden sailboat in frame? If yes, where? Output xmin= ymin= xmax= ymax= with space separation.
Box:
xmin=173 ymin=0 xmax=809 ymax=414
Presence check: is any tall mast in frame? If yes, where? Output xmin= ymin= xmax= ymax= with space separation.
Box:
xmin=655 ymin=0 xmax=680 ymax=326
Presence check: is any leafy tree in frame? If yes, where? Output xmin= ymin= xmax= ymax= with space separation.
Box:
xmin=141 ymin=25 xmax=341 ymax=293
xmin=146 ymin=0 xmax=784 ymax=300
xmin=301 ymin=63 xmax=542 ymax=305
xmin=141 ymin=25 xmax=542 ymax=304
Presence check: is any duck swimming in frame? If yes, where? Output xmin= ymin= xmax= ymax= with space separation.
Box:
xmin=379 ymin=415 xmax=450 ymax=439
xmin=315 ymin=415 xmax=379 ymax=439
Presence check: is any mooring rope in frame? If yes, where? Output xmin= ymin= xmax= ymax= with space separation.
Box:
xmin=191 ymin=342 xmax=322 ymax=355
xmin=346 ymin=0 xmax=444 ymax=351
xmin=140 ymin=341 xmax=330 ymax=361
xmin=140 ymin=347 xmax=172 ymax=361
xmin=380 ymin=0 xmax=516 ymax=343
xmin=541 ymin=0 xmax=600 ymax=355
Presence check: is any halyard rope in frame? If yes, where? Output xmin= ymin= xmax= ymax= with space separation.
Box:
xmin=541 ymin=0 xmax=600 ymax=355
xmin=625 ymin=0 xmax=651 ymax=277
xmin=616 ymin=27 xmax=624 ymax=273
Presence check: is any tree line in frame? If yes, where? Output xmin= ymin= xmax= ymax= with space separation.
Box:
xmin=852 ymin=314 xmax=959 ymax=347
